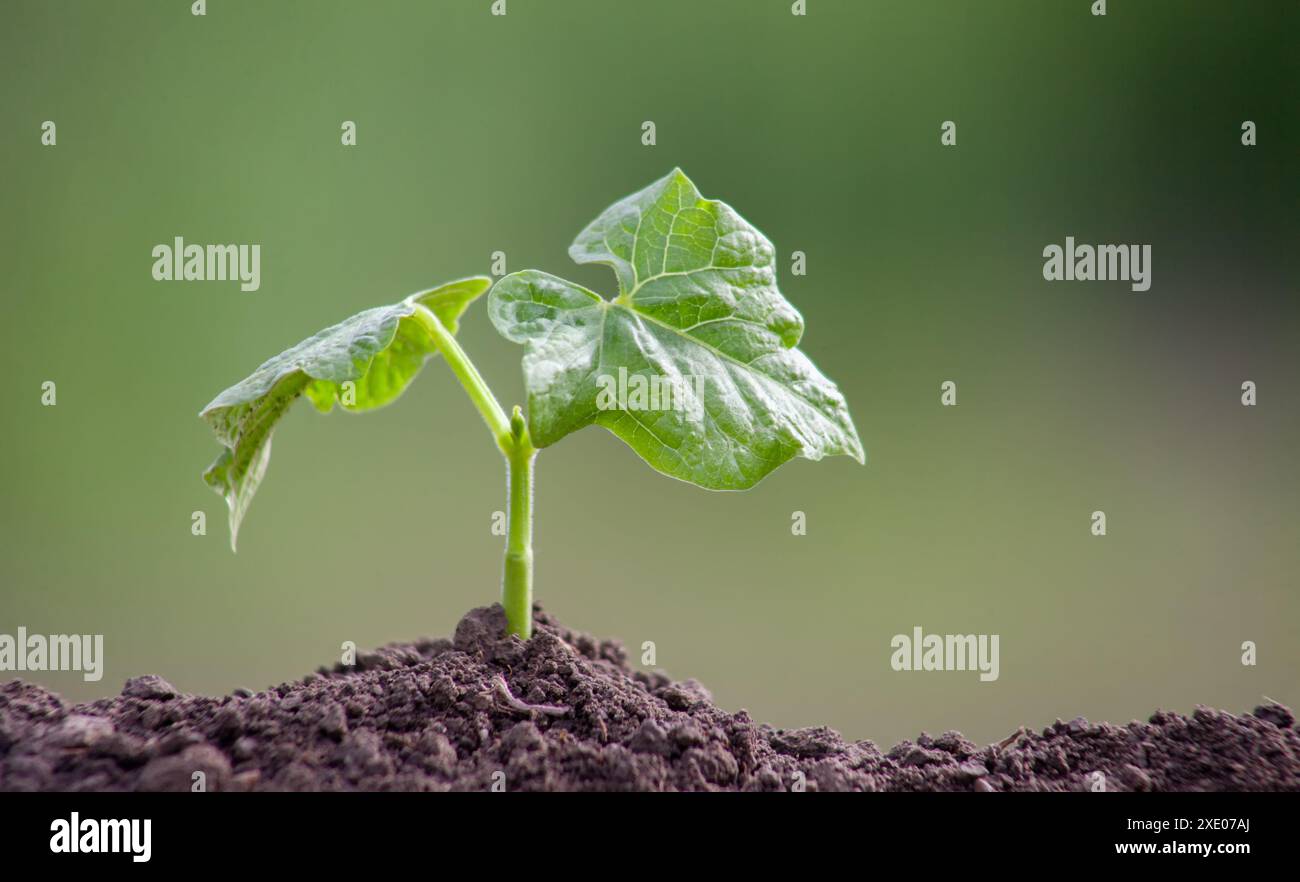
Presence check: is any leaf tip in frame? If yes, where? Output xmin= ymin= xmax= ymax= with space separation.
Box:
xmin=840 ymin=419 xmax=867 ymax=466
xmin=225 ymin=494 xmax=246 ymax=553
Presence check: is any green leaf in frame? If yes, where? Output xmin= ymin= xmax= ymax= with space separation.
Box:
xmin=489 ymin=169 xmax=863 ymax=490
xmin=200 ymin=276 xmax=491 ymax=549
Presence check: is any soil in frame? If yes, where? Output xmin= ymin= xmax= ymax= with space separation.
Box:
xmin=1 ymin=604 xmax=1296 ymax=792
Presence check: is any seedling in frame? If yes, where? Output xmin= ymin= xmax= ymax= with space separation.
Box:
xmin=200 ymin=169 xmax=864 ymax=638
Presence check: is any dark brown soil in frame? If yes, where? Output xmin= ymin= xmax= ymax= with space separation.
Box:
xmin=1 ymin=605 xmax=1296 ymax=792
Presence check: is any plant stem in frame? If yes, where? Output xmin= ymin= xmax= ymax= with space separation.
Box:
xmin=412 ymin=305 xmax=512 ymax=451
xmin=414 ymin=304 xmax=535 ymax=638
xmin=503 ymin=409 xmax=535 ymax=639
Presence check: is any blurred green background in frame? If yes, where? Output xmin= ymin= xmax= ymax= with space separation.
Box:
xmin=1 ymin=0 xmax=1296 ymax=749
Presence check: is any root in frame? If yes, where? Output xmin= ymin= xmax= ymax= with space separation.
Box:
xmin=996 ymin=726 xmax=1025 ymax=751
xmin=490 ymin=674 xmax=568 ymax=717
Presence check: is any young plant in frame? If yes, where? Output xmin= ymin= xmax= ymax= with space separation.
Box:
xmin=200 ymin=169 xmax=864 ymax=638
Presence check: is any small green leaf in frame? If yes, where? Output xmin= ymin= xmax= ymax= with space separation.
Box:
xmin=201 ymin=277 xmax=491 ymax=549
xmin=489 ymin=169 xmax=863 ymax=490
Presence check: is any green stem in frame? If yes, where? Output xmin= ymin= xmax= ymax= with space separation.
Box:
xmin=503 ymin=410 xmax=536 ymax=639
xmin=414 ymin=304 xmax=535 ymax=638
xmin=413 ymin=305 xmax=512 ymax=451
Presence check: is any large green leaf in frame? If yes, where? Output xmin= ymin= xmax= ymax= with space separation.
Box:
xmin=200 ymin=277 xmax=491 ymax=549
xmin=489 ymin=169 xmax=863 ymax=490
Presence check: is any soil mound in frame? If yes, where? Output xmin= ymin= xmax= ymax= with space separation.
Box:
xmin=2 ymin=605 xmax=1296 ymax=791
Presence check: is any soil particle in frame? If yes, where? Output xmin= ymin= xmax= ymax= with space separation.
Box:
xmin=1 ymin=605 xmax=1297 ymax=792
xmin=123 ymin=675 xmax=179 ymax=701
